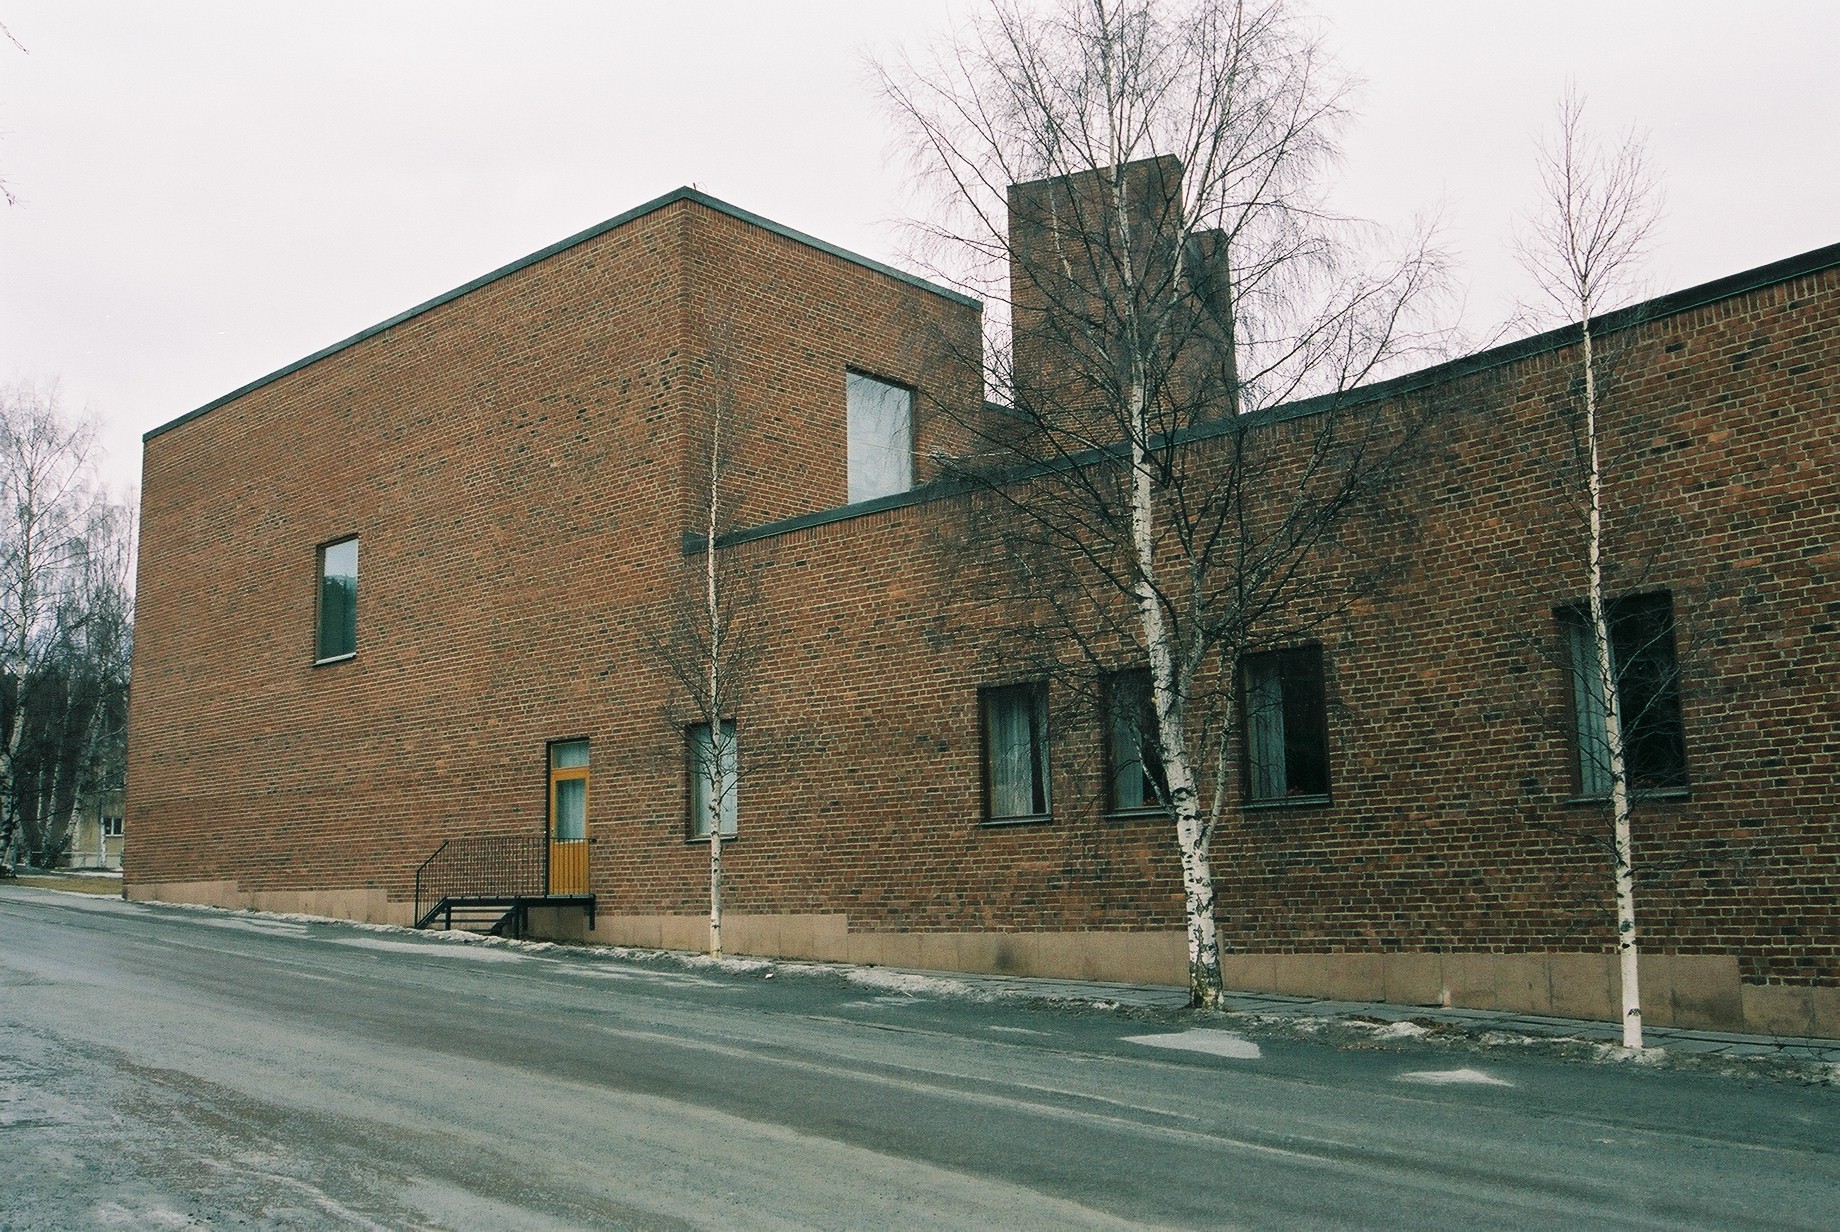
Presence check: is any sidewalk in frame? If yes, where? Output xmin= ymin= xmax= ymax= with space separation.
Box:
xmin=865 ymin=966 xmax=1840 ymax=1062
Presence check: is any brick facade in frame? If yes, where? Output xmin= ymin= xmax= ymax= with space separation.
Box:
xmin=126 ymin=184 xmax=1840 ymax=1037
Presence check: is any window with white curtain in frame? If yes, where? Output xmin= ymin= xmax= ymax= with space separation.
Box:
xmin=688 ymin=720 xmax=738 ymax=838
xmin=1103 ymin=668 xmax=1166 ymax=812
xmin=1241 ymin=646 xmax=1329 ymax=804
xmin=846 ymin=372 xmax=913 ymax=503
xmin=980 ymin=682 xmax=1049 ymax=821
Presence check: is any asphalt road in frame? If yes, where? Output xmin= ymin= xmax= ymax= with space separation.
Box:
xmin=2 ymin=886 xmax=1835 ymax=1230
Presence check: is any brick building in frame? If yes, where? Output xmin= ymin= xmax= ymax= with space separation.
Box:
xmin=126 ymin=181 xmax=1840 ymax=1038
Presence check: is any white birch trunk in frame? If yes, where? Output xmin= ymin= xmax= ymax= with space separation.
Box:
xmin=1127 ymin=371 xmax=1222 ymax=1006
xmin=705 ymin=405 xmax=725 ymax=961
xmin=1581 ymin=321 xmax=1642 ymax=1048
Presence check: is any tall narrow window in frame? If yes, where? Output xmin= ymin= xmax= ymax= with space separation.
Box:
xmin=1241 ymin=646 xmax=1329 ymax=803
xmin=688 ymin=720 xmax=738 ymax=838
xmin=846 ymin=372 xmax=913 ymax=503
xmin=981 ymin=682 xmax=1050 ymax=821
xmin=316 ymin=537 xmax=358 ymax=662
xmin=549 ymin=741 xmax=590 ymax=842
xmin=1562 ymin=591 xmax=1687 ymax=795
xmin=1103 ymin=668 xmax=1167 ymax=812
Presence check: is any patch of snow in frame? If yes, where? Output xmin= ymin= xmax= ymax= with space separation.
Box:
xmin=1397 ymin=1068 xmax=1513 ymax=1087
xmin=988 ymin=1026 xmax=1048 ymax=1036
xmin=1593 ymin=1043 xmax=1667 ymax=1065
xmin=681 ymin=954 xmax=774 ymax=975
xmin=1123 ymin=1029 xmax=1262 ymax=1060
xmin=92 ymin=1202 xmax=203 ymax=1229
xmin=187 ymin=916 xmax=310 ymax=937
xmin=326 ymin=937 xmax=525 ymax=962
xmin=844 ymin=967 xmax=983 ymax=1000
xmin=1368 ymin=1020 xmax=1431 ymax=1040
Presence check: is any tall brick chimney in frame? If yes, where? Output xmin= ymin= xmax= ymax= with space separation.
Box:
xmin=1005 ymin=154 xmax=1187 ymax=415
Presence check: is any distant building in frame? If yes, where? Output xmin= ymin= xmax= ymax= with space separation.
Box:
xmin=126 ymin=176 xmax=1840 ymax=1038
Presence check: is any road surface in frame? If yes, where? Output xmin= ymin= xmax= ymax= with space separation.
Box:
xmin=2 ymin=885 xmax=1835 ymax=1229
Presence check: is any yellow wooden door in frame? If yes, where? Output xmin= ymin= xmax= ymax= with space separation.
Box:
xmin=549 ymin=743 xmax=590 ymax=896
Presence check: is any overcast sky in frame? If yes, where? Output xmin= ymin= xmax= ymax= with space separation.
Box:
xmin=2 ymin=1 xmax=1836 ymax=493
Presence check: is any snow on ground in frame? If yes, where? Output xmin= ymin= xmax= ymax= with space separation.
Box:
xmin=1367 ymin=1020 xmax=1432 ymax=1040
xmin=842 ymin=967 xmax=984 ymax=1000
xmin=2 ymin=885 xmax=141 ymax=913
xmin=187 ymin=916 xmax=312 ymax=937
xmin=1122 ymin=1029 xmax=1262 ymax=1060
xmin=1396 ymin=1068 xmax=1513 ymax=1087
xmin=326 ymin=937 xmax=527 ymax=962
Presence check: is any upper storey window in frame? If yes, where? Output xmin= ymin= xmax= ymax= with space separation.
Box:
xmin=846 ymin=372 xmax=913 ymax=503
xmin=316 ymin=537 xmax=358 ymax=662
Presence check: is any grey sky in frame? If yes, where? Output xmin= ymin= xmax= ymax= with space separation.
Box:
xmin=2 ymin=1 xmax=1835 ymax=493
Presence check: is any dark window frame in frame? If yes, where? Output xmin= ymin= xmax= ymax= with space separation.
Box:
xmin=1101 ymin=667 xmax=1167 ymax=815
xmin=979 ymin=680 xmax=1051 ymax=824
xmin=314 ymin=536 xmax=359 ymax=664
xmin=1559 ymin=591 xmax=1689 ymax=798
xmin=844 ymin=369 xmax=916 ymax=504
xmin=1239 ymin=645 xmax=1331 ymax=806
xmin=685 ymin=719 xmax=739 ymax=841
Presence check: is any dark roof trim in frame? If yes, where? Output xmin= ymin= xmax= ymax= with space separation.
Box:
xmin=145 ymin=187 xmax=980 ymax=443
xmin=686 ymin=236 xmax=1840 ymax=555
xmin=683 ymin=482 xmax=965 ymax=555
xmin=1265 ymin=238 xmax=1840 ymax=424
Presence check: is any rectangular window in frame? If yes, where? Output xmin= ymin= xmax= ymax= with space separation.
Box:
xmin=688 ymin=720 xmax=738 ymax=838
xmin=846 ymin=372 xmax=914 ymax=503
xmin=1241 ymin=646 xmax=1330 ymax=803
xmin=981 ymin=682 xmax=1050 ymax=821
xmin=1103 ymin=668 xmax=1166 ymax=812
xmin=315 ymin=537 xmax=358 ymax=662
xmin=1562 ymin=591 xmax=1688 ymax=795
xmin=101 ymin=815 xmax=124 ymax=839
xmin=549 ymin=740 xmax=590 ymax=842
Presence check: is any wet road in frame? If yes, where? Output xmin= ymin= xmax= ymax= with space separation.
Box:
xmin=2 ymin=885 xmax=1836 ymax=1229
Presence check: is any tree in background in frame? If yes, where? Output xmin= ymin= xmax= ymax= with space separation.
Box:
xmin=881 ymin=0 xmax=1447 ymax=1005
xmin=1516 ymin=88 xmax=1664 ymax=1049
xmin=0 ymin=20 xmax=23 ymax=207
xmin=0 ymin=381 xmax=133 ymax=869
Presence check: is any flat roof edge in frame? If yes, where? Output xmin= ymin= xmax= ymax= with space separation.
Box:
xmin=1277 ymin=238 xmax=1840 ymax=421
xmin=144 ymin=188 xmax=979 ymax=443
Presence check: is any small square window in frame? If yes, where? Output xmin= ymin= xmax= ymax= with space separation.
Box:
xmin=981 ymin=682 xmax=1050 ymax=821
xmin=1561 ymin=591 xmax=1688 ymax=795
xmin=1241 ymin=646 xmax=1329 ymax=803
xmin=688 ymin=720 xmax=738 ymax=838
xmin=846 ymin=372 xmax=913 ymax=503
xmin=101 ymin=815 xmax=124 ymax=838
xmin=1103 ymin=668 xmax=1167 ymax=812
xmin=316 ymin=537 xmax=358 ymax=662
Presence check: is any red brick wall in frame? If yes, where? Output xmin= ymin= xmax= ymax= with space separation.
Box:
xmin=128 ymin=188 xmax=1838 ymax=1002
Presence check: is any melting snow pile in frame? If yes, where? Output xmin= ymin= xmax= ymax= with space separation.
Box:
xmin=1122 ymin=1029 xmax=1262 ymax=1060
xmin=1396 ymin=1068 xmax=1512 ymax=1087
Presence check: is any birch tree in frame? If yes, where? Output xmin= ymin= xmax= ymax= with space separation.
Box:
xmin=882 ymin=0 xmax=1446 ymax=1006
xmin=1516 ymin=89 xmax=1662 ymax=1049
xmin=656 ymin=332 xmax=751 ymax=959
xmin=1 ymin=20 xmax=23 ymax=207
xmin=0 ymin=381 xmax=111 ymax=867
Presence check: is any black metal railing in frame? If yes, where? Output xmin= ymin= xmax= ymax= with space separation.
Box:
xmin=413 ymin=833 xmax=546 ymax=928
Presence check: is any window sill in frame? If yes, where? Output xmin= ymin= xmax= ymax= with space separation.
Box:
xmin=685 ymin=833 xmax=740 ymax=845
xmin=1103 ymin=806 xmax=1167 ymax=822
xmin=980 ymin=813 xmax=1053 ymax=828
xmin=1241 ymin=794 xmax=1332 ymax=812
xmin=1563 ymin=788 xmax=1691 ymax=807
xmin=313 ymin=652 xmax=356 ymax=667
